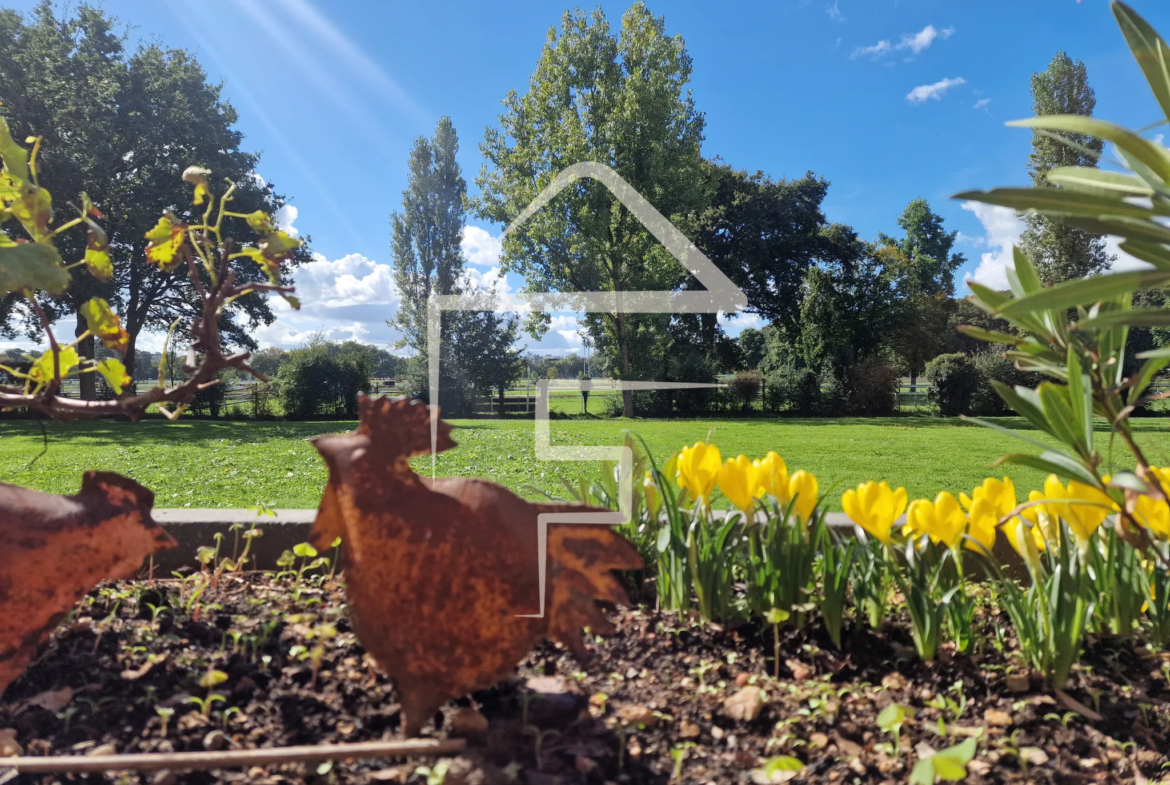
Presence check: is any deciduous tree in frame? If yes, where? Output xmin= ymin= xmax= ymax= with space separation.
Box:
xmin=475 ymin=3 xmax=707 ymax=416
xmin=0 ymin=2 xmax=307 ymax=390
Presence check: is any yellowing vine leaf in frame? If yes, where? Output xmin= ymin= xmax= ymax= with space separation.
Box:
xmin=95 ymin=358 xmax=130 ymax=394
xmin=0 ymin=118 xmax=30 ymax=182
xmin=28 ymin=346 xmax=79 ymax=386
xmin=144 ymin=216 xmax=186 ymax=271
xmin=309 ymin=397 xmax=641 ymax=736
xmin=0 ymin=242 xmax=69 ymax=295
xmin=81 ymin=297 xmax=129 ymax=354
xmin=0 ymin=472 xmax=175 ymax=696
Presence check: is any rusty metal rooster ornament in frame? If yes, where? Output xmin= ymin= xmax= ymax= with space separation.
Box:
xmin=309 ymin=397 xmax=641 ymax=736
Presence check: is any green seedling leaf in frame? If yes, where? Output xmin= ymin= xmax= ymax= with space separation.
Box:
xmin=293 ymin=542 xmax=318 ymax=558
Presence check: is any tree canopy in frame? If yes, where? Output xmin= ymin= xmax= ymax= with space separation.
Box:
xmin=0 ymin=1 xmax=308 ymax=389
xmin=475 ymin=2 xmax=707 ymax=416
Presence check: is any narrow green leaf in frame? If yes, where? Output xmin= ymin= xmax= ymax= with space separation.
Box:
xmin=1066 ymin=348 xmax=1094 ymax=456
xmin=1075 ymin=307 xmax=1170 ymax=329
xmin=1045 ymin=165 xmax=1154 ymax=196
xmin=1039 ymin=382 xmax=1081 ymax=452
xmin=1113 ymin=1 xmax=1170 ymax=125
xmin=997 ymin=451 xmax=1101 ymax=487
xmin=1005 ymin=115 xmax=1170 ymax=181
xmin=955 ymin=325 xmax=1022 ymax=345
xmin=966 ymin=282 xmax=1011 ymax=311
xmin=1107 ymin=471 xmax=1149 ymax=494
xmin=1013 ymin=246 xmax=1044 ymax=295
xmin=962 ymin=415 xmax=1056 ymax=452
xmin=1129 ymin=354 xmax=1170 ymax=405
xmin=953 ymin=186 xmax=1157 ymax=220
xmin=1118 ymin=240 xmax=1170 ymax=269
xmin=991 ymin=381 xmax=1057 ymax=437
xmin=998 ymin=270 xmax=1170 ymax=317
xmin=1137 ymin=345 xmax=1170 ymax=358
xmin=1057 ymin=214 xmax=1170 ymax=245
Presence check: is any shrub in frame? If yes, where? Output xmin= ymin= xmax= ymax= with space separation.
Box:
xmin=846 ymin=359 xmax=900 ymax=416
xmin=277 ymin=343 xmax=372 ymax=420
xmin=728 ymin=370 xmax=762 ymax=411
xmin=968 ymin=352 xmax=1039 ymax=416
xmin=190 ymin=375 xmax=226 ymax=417
xmin=925 ymin=353 xmax=980 ymax=416
xmin=764 ymin=363 xmax=821 ymax=415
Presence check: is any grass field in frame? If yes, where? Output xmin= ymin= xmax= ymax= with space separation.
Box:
xmin=4 ymin=415 xmax=1170 ymax=510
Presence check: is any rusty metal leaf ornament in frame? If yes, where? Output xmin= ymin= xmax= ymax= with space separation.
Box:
xmin=309 ymin=397 xmax=641 ymax=736
xmin=0 ymin=472 xmax=176 ymax=696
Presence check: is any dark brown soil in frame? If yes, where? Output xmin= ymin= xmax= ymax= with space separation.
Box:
xmin=2 ymin=571 xmax=1169 ymax=784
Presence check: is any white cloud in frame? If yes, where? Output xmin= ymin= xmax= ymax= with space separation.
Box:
xmin=826 ymin=1 xmax=845 ymax=22
xmin=853 ymin=24 xmax=953 ymax=60
xmin=295 ymin=252 xmax=398 ymax=307
xmin=718 ymin=311 xmax=764 ymax=336
xmin=249 ymin=251 xmax=403 ymax=350
xmin=960 ymin=201 xmax=1150 ymax=290
xmin=960 ymin=202 xmax=1026 ymax=289
xmin=906 ymin=77 xmax=966 ymax=103
xmin=974 ymin=98 xmax=992 ymax=110
xmin=273 ymin=204 xmax=299 ymax=237
xmin=461 ymin=225 xmax=503 ymax=267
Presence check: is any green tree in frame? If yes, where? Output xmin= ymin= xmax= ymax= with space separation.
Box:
xmin=389 ymin=116 xmax=465 ymax=381
xmin=879 ymin=199 xmax=965 ymax=385
xmin=694 ymin=164 xmax=845 ymax=335
xmin=0 ymin=3 xmax=307 ymax=391
xmin=475 ymin=3 xmax=707 ymax=417
xmin=1018 ymin=51 xmax=1113 ymax=285
xmin=737 ymin=327 xmax=765 ymax=370
xmin=798 ymin=228 xmax=897 ymax=374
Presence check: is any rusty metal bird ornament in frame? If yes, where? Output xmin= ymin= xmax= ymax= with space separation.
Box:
xmin=309 ymin=397 xmax=641 ymax=736
xmin=0 ymin=472 xmax=176 ymax=696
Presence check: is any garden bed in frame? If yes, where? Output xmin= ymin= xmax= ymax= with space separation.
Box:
xmin=3 ymin=570 xmax=1168 ymax=784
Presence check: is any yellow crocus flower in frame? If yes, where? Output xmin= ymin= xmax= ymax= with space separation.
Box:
xmin=643 ymin=470 xmax=661 ymax=520
xmin=1020 ymin=489 xmax=1055 ymax=550
xmin=1042 ymin=474 xmax=1115 ymax=543
xmin=753 ymin=451 xmax=790 ymax=504
xmin=718 ymin=454 xmax=759 ymax=517
xmin=675 ymin=442 xmax=722 ymax=505
xmin=787 ymin=469 xmax=819 ymax=524
xmin=904 ymin=492 xmax=967 ymax=548
xmin=965 ymin=496 xmax=999 ymax=552
xmin=1133 ymin=466 xmax=1170 ymax=539
xmin=960 ymin=476 xmax=1017 ymax=519
xmin=841 ymin=480 xmax=907 ymax=546
xmin=1003 ymin=515 xmax=1043 ymax=572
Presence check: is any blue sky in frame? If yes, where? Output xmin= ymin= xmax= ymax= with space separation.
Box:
xmin=8 ymin=0 xmax=1170 ymax=354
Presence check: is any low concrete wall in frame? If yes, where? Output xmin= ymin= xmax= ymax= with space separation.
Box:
xmin=149 ymin=509 xmax=1025 ymax=575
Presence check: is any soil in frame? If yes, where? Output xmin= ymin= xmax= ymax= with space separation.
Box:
xmin=2 ymin=570 xmax=1169 ymax=785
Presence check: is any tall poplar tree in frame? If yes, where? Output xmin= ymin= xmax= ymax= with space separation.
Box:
xmin=1019 ymin=51 xmax=1113 ymax=285
xmin=475 ymin=3 xmax=707 ymax=417
xmin=390 ymin=116 xmax=466 ymax=366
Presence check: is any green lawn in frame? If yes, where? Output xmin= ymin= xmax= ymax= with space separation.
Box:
xmin=2 ymin=416 xmax=1169 ymax=510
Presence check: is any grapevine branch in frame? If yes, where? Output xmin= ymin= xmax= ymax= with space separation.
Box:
xmin=0 ymin=239 xmax=289 ymax=421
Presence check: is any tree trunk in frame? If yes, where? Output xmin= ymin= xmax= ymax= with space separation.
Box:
xmin=75 ymin=310 xmax=95 ymax=400
xmin=615 ymin=310 xmax=634 ymax=418
xmin=498 ymin=385 xmax=506 ymax=418
xmin=123 ymin=330 xmax=138 ymax=383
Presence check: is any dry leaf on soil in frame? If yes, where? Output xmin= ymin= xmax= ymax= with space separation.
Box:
xmin=309 ymin=397 xmax=642 ymax=736
xmin=0 ymin=472 xmax=175 ymax=696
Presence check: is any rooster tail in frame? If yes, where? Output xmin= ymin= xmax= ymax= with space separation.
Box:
xmin=544 ymin=523 xmax=642 ymax=660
